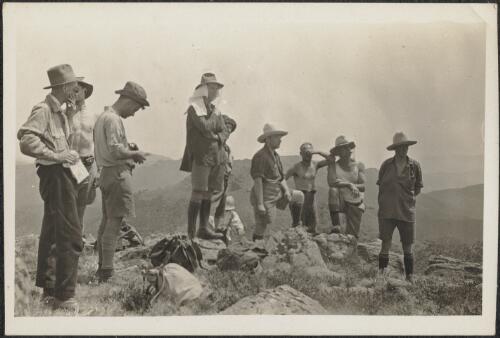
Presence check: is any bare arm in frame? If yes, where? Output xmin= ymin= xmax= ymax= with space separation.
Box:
xmin=355 ymin=162 xmax=366 ymax=192
xmin=284 ymin=166 xmax=295 ymax=181
xmin=315 ymin=152 xmax=335 ymax=169
xmin=253 ymin=177 xmax=265 ymax=212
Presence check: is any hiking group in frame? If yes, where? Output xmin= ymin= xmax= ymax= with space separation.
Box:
xmin=18 ymin=65 xmax=423 ymax=312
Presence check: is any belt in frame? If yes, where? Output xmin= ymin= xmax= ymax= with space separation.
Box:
xmin=81 ymin=156 xmax=95 ymax=166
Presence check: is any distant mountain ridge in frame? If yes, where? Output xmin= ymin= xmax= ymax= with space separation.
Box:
xmin=15 ymin=154 xmax=483 ymax=244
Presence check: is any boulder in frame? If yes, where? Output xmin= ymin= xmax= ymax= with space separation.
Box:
xmin=425 ymin=255 xmax=482 ymax=280
xmin=15 ymin=256 xmax=32 ymax=316
xmin=357 ymin=241 xmax=404 ymax=274
xmin=263 ymin=227 xmax=327 ymax=270
xmin=313 ymin=232 xmax=357 ymax=263
xmin=220 ymin=285 xmax=327 ymax=315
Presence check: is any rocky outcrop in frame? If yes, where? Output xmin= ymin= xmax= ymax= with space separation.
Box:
xmin=313 ymin=232 xmax=357 ymax=263
xmin=357 ymin=241 xmax=404 ymax=275
xmin=15 ymin=257 xmax=31 ymax=316
xmin=220 ymin=285 xmax=327 ymax=315
xmin=263 ymin=227 xmax=326 ymax=270
xmin=425 ymin=255 xmax=482 ymax=280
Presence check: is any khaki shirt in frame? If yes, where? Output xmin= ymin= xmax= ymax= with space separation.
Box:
xmin=94 ymin=106 xmax=133 ymax=168
xmin=17 ymin=94 xmax=72 ymax=166
xmin=377 ymin=156 xmax=423 ymax=222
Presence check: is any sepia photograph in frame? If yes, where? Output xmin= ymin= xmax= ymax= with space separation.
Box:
xmin=3 ymin=2 xmax=498 ymax=335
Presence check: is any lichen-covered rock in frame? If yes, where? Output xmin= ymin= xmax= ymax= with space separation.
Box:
xmin=15 ymin=256 xmax=31 ymax=316
xmin=264 ymin=227 xmax=326 ymax=270
xmin=425 ymin=255 xmax=482 ymax=280
xmin=220 ymin=285 xmax=327 ymax=315
xmin=357 ymin=241 xmax=404 ymax=274
xmin=313 ymin=232 xmax=357 ymax=263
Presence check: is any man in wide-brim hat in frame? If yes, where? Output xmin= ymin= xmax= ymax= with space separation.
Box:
xmin=17 ymin=64 xmax=91 ymax=312
xmin=93 ymin=81 xmax=150 ymax=283
xmin=180 ymin=73 xmax=230 ymax=241
xmin=377 ymin=132 xmax=423 ymax=283
xmin=326 ymin=135 xmax=366 ymax=238
xmin=250 ymin=123 xmax=293 ymax=241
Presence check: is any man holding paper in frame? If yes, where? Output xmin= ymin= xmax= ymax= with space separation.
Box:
xmin=17 ymin=64 xmax=88 ymax=312
xmin=93 ymin=81 xmax=149 ymax=282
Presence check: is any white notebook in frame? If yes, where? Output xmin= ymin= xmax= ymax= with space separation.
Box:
xmin=68 ymin=160 xmax=89 ymax=184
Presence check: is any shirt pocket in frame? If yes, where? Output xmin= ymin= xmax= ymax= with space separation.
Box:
xmin=48 ymin=115 xmax=68 ymax=152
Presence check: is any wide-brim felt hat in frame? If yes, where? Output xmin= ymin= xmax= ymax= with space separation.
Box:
xmin=115 ymin=81 xmax=150 ymax=108
xmin=43 ymin=64 xmax=84 ymax=89
xmin=195 ymin=72 xmax=224 ymax=90
xmin=330 ymin=135 xmax=355 ymax=154
xmin=78 ymin=80 xmax=93 ymax=99
xmin=387 ymin=132 xmax=417 ymax=150
xmin=257 ymin=123 xmax=288 ymax=143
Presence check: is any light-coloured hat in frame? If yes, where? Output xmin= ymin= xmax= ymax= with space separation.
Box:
xmin=78 ymin=80 xmax=93 ymax=99
xmin=43 ymin=64 xmax=84 ymax=89
xmin=115 ymin=81 xmax=150 ymax=108
xmin=195 ymin=72 xmax=224 ymax=90
xmin=224 ymin=196 xmax=236 ymax=211
xmin=387 ymin=132 xmax=417 ymax=150
xmin=257 ymin=123 xmax=288 ymax=143
xmin=330 ymin=135 xmax=355 ymax=154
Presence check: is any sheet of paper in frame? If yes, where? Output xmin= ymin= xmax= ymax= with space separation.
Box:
xmin=68 ymin=160 xmax=89 ymax=184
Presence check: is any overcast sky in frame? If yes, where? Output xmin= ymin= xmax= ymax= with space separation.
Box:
xmin=8 ymin=4 xmax=486 ymax=168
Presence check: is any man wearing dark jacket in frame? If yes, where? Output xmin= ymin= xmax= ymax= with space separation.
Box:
xmin=180 ymin=73 xmax=230 ymax=240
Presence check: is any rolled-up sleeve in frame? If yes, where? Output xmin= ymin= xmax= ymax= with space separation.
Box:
xmin=17 ymin=106 xmax=58 ymax=161
xmin=250 ymin=153 xmax=266 ymax=180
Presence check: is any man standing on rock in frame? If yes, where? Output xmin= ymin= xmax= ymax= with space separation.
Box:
xmin=377 ymin=132 xmax=423 ymax=282
xmin=17 ymin=64 xmax=88 ymax=312
xmin=250 ymin=123 xmax=292 ymax=241
xmin=327 ymin=136 xmax=366 ymax=238
xmin=180 ymin=73 xmax=230 ymax=241
xmin=93 ymin=81 xmax=150 ymax=282
xmin=284 ymin=142 xmax=330 ymax=234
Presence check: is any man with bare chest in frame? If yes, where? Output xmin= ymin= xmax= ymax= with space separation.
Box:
xmin=67 ymin=81 xmax=99 ymax=235
xmin=285 ymin=142 xmax=330 ymax=234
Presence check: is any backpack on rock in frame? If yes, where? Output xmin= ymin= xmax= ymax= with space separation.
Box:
xmin=149 ymin=234 xmax=203 ymax=273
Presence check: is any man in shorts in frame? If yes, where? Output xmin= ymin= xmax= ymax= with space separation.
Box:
xmin=93 ymin=81 xmax=150 ymax=282
xmin=285 ymin=142 xmax=330 ymax=234
xmin=180 ymin=73 xmax=230 ymax=241
xmin=377 ymin=132 xmax=423 ymax=282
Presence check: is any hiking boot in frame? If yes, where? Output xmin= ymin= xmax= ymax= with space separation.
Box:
xmin=95 ymin=268 xmax=114 ymax=283
xmin=328 ymin=225 xmax=342 ymax=234
xmin=41 ymin=288 xmax=55 ymax=306
xmin=187 ymin=200 xmax=201 ymax=239
xmin=53 ymin=297 xmax=79 ymax=314
xmin=197 ymin=200 xmax=223 ymax=240
xmin=405 ymin=274 xmax=414 ymax=284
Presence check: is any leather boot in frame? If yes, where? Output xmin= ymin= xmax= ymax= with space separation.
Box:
xmin=289 ymin=203 xmax=302 ymax=227
xmin=187 ymin=200 xmax=201 ymax=239
xmin=197 ymin=199 xmax=224 ymax=240
xmin=253 ymin=234 xmax=264 ymax=242
xmin=404 ymin=253 xmax=414 ymax=282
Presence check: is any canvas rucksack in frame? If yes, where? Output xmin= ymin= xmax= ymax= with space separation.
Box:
xmin=149 ymin=235 xmax=203 ymax=273
xmin=143 ymin=263 xmax=203 ymax=307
